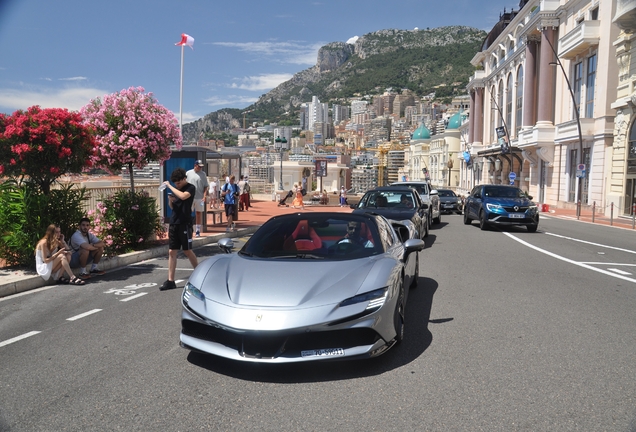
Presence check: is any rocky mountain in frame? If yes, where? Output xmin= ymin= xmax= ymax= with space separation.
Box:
xmin=182 ymin=25 xmax=485 ymax=142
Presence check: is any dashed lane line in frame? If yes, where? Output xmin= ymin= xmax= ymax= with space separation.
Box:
xmin=0 ymin=331 xmax=41 ymax=348
xmin=66 ymin=309 xmax=102 ymax=321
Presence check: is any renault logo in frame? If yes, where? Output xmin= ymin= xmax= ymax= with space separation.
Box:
xmin=255 ymin=314 xmax=263 ymax=322
xmin=514 ymin=206 xmax=519 ymax=211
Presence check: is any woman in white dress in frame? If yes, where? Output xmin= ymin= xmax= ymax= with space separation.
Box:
xmin=35 ymin=224 xmax=84 ymax=285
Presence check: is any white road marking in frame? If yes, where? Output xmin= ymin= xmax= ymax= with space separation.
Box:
xmin=503 ymin=232 xmax=636 ymax=284
xmin=66 ymin=309 xmax=102 ymax=321
xmin=581 ymin=262 xmax=636 ymax=267
xmin=120 ymin=292 xmax=148 ymax=302
xmin=130 ymin=258 xmax=158 ymax=266
xmin=545 ymin=232 xmax=636 ymax=254
xmin=0 ymin=286 xmax=57 ymax=302
xmin=175 ymin=279 xmax=184 ymax=284
xmin=0 ymin=331 xmax=41 ymax=348
xmin=608 ymin=268 xmax=632 ymax=275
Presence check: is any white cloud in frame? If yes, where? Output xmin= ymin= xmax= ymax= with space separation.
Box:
xmin=59 ymin=76 xmax=88 ymax=81
xmin=203 ymin=94 xmax=258 ymax=108
xmin=212 ymin=41 xmax=324 ymax=66
xmin=346 ymin=36 xmax=359 ymax=44
xmin=230 ymin=74 xmax=293 ymax=92
xmin=0 ymin=87 xmax=109 ymax=113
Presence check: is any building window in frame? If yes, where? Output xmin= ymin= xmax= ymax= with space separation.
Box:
xmin=573 ymin=62 xmax=583 ymax=119
xmin=590 ymin=7 xmax=599 ymax=20
xmin=516 ymin=66 xmax=524 ymax=135
xmin=585 ymin=54 xmax=597 ymax=118
xmin=498 ymin=80 xmax=504 ymax=128
xmin=582 ymin=147 xmax=591 ymax=204
xmin=628 ymin=121 xmax=636 ymax=175
xmin=490 ymin=86 xmax=497 ymax=143
xmin=569 ymin=148 xmax=578 ymax=202
xmin=506 ymin=73 xmax=513 ymax=135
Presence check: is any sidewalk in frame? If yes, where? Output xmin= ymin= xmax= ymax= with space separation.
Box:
xmin=545 ymin=205 xmax=636 ymax=230
xmin=0 ymin=198 xmax=352 ymax=298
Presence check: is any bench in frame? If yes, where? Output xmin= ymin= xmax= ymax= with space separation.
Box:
xmin=208 ymin=209 xmax=224 ymax=225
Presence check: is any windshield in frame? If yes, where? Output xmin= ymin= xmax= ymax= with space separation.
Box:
xmin=438 ymin=190 xmax=456 ymax=197
xmin=483 ymin=186 xmax=526 ymax=198
xmin=358 ymin=190 xmax=416 ymax=210
xmin=240 ymin=214 xmax=383 ymax=260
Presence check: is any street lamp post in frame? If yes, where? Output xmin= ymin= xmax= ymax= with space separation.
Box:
xmin=275 ymin=136 xmax=287 ymax=190
xmin=543 ymin=31 xmax=584 ymax=218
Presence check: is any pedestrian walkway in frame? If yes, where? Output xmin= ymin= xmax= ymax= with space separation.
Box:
xmin=545 ymin=206 xmax=636 ymax=230
xmin=0 ymin=198 xmax=352 ymax=298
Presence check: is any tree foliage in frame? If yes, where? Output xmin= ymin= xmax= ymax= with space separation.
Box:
xmin=0 ymin=107 xmax=97 ymax=194
xmin=81 ymin=86 xmax=182 ymax=192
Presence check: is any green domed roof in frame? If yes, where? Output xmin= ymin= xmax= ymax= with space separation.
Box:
xmin=411 ymin=123 xmax=431 ymax=141
xmin=446 ymin=112 xmax=462 ymax=130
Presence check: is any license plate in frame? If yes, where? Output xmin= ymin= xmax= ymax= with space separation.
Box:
xmin=509 ymin=213 xmax=525 ymax=218
xmin=301 ymin=348 xmax=345 ymax=358
xmin=444 ymin=204 xmax=454 ymax=208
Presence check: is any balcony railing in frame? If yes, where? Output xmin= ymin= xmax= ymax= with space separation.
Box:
xmin=558 ymin=20 xmax=600 ymax=59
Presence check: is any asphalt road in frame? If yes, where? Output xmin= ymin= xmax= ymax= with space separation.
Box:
xmin=1 ymin=215 xmax=635 ymax=431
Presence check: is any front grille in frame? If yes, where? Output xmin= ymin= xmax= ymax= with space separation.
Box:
xmin=182 ymin=320 xmax=380 ymax=359
xmin=503 ymin=206 xmax=529 ymax=212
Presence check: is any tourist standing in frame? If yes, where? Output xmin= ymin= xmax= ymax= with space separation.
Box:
xmin=186 ymin=160 xmax=209 ymax=237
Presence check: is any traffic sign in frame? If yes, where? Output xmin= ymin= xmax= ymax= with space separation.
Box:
xmin=576 ymin=163 xmax=586 ymax=178
xmin=508 ymin=172 xmax=516 ymax=182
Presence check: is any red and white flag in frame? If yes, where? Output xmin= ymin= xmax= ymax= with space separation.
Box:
xmin=175 ymin=33 xmax=194 ymax=49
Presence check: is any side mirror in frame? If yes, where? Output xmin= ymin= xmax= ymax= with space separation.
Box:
xmin=420 ymin=203 xmax=429 ymax=210
xmin=218 ymin=238 xmax=234 ymax=254
xmin=349 ymin=204 xmax=356 ymax=209
xmin=404 ymin=238 xmax=425 ymax=254
xmin=527 ymin=195 xmax=533 ymax=200
xmin=430 ymin=189 xmax=439 ymax=195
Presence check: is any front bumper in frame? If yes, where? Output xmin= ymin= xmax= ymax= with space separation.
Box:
xmin=179 ymin=299 xmax=396 ymax=363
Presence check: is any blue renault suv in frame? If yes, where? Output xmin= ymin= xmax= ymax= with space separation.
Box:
xmin=463 ymin=185 xmax=539 ymax=232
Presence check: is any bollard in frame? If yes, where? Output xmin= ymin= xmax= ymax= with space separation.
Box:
xmin=633 ymin=203 xmax=635 ymax=229
xmin=592 ymin=201 xmax=596 ymax=223
xmin=610 ymin=202 xmax=614 ymax=226
xmin=576 ymin=200 xmax=581 ymax=220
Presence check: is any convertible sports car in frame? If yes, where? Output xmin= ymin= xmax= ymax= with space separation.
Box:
xmin=180 ymin=212 xmax=425 ymax=363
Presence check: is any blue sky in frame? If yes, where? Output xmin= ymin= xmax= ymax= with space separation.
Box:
xmin=0 ymin=0 xmax=519 ymax=123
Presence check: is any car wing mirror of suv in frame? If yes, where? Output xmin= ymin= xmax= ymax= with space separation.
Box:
xmin=430 ymin=189 xmax=438 ymax=195
xmin=420 ymin=203 xmax=429 ymax=210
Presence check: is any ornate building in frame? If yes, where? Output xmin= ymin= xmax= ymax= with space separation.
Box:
xmin=466 ymin=0 xmax=619 ymax=213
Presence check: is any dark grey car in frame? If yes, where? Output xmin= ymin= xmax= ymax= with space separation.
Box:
xmin=437 ymin=189 xmax=463 ymax=214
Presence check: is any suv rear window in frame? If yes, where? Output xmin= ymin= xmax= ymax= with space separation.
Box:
xmin=396 ymin=183 xmax=428 ymax=195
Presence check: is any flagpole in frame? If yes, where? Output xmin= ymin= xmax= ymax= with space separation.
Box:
xmin=179 ymin=44 xmax=184 ymax=136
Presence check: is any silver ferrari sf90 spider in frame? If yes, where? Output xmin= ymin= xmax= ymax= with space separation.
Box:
xmin=180 ymin=212 xmax=424 ymax=363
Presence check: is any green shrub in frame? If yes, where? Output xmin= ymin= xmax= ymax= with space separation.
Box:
xmin=0 ymin=180 xmax=87 ymax=267
xmin=88 ymin=190 xmax=165 ymax=256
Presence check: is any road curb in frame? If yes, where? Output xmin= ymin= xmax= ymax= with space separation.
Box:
xmin=0 ymin=227 xmax=259 ymax=299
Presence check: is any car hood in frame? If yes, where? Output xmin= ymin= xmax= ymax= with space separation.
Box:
xmin=484 ymin=197 xmax=534 ymax=206
xmin=195 ymin=254 xmax=393 ymax=308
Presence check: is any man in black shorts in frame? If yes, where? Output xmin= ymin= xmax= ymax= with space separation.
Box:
xmin=160 ymin=167 xmax=198 ymax=291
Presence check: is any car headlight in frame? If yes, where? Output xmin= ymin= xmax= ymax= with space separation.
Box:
xmin=183 ymin=282 xmax=205 ymax=304
xmin=486 ymin=203 xmax=503 ymax=211
xmin=340 ymin=287 xmax=388 ymax=310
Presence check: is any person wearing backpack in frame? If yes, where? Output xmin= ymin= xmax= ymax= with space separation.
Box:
xmin=221 ymin=175 xmax=240 ymax=232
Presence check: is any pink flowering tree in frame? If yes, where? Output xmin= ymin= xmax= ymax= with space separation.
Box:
xmin=81 ymin=86 xmax=182 ymax=194
xmin=0 ymin=106 xmax=97 ymax=194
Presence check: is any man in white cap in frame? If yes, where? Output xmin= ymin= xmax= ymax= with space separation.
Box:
xmin=186 ymin=159 xmax=209 ymax=237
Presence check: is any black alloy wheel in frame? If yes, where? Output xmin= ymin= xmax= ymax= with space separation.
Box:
xmin=463 ymin=208 xmax=472 ymax=225
xmin=479 ymin=210 xmax=489 ymax=231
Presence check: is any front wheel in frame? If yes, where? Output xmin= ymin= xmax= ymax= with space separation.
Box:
xmin=479 ymin=210 xmax=489 ymax=231
xmin=527 ymin=224 xmax=538 ymax=233
xmin=463 ymin=208 xmax=472 ymax=225
xmin=423 ymin=218 xmax=429 ymax=238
